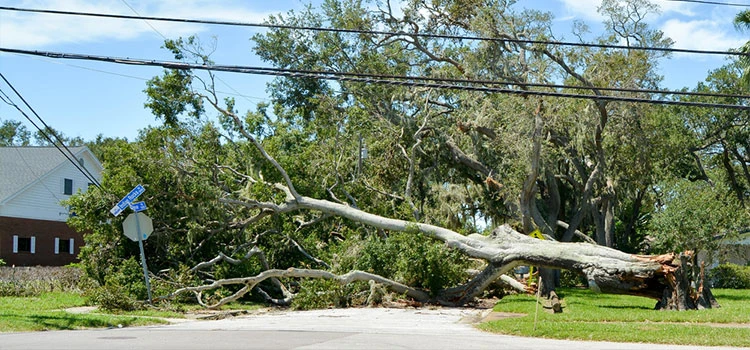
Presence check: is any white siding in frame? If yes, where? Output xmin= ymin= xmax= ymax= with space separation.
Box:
xmin=0 ymin=151 xmax=101 ymax=222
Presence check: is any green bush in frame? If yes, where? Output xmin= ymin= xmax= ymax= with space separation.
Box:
xmin=85 ymin=257 xmax=148 ymax=310
xmin=710 ymin=263 xmax=750 ymax=289
xmin=353 ymin=231 xmax=470 ymax=296
xmin=85 ymin=284 xmax=143 ymax=311
xmin=559 ymin=269 xmax=587 ymax=288
xmin=291 ymin=279 xmax=368 ymax=310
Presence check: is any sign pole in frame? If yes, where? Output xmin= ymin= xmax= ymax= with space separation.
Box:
xmin=135 ymin=213 xmax=152 ymax=303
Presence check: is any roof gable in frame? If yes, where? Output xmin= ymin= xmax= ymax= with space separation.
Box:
xmin=0 ymin=146 xmax=102 ymax=204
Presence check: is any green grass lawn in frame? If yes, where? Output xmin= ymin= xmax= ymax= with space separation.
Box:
xmin=480 ymin=288 xmax=750 ymax=347
xmin=0 ymin=292 xmax=167 ymax=332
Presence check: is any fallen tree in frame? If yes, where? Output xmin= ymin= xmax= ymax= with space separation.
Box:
xmin=173 ymin=176 xmax=718 ymax=310
xmin=167 ymin=100 xmax=718 ymax=311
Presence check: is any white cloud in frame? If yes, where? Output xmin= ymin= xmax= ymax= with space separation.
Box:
xmin=0 ymin=0 xmax=278 ymax=49
xmin=556 ymin=0 xmax=697 ymax=23
xmin=557 ymin=0 xmax=603 ymax=21
xmin=661 ymin=18 xmax=745 ymax=52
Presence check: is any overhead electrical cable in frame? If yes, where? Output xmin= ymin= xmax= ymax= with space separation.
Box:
xmin=0 ymin=73 xmax=104 ymax=189
xmin=0 ymin=6 xmax=747 ymax=58
xmin=7 ymin=52 xmax=266 ymax=100
xmin=0 ymin=88 xmax=102 ymax=189
xmin=117 ymin=0 xmax=264 ymax=107
xmin=2 ymin=48 xmax=747 ymax=110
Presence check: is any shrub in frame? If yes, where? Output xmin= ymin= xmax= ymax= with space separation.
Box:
xmin=559 ymin=269 xmax=587 ymax=288
xmin=291 ymin=279 xmax=367 ymax=310
xmin=710 ymin=263 xmax=750 ymax=289
xmin=85 ymin=284 xmax=143 ymax=311
xmin=0 ymin=266 xmax=87 ymax=297
xmin=85 ymin=257 xmax=148 ymax=310
xmin=353 ymin=232 xmax=470 ymax=297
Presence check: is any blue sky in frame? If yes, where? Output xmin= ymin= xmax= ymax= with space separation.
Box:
xmin=0 ymin=0 xmax=747 ymax=142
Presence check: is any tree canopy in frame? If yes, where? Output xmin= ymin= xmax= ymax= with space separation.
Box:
xmin=66 ymin=0 xmax=748 ymax=310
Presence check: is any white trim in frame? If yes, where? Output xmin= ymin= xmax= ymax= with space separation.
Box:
xmin=69 ymin=238 xmax=74 ymax=254
xmin=30 ymin=236 xmax=36 ymax=254
xmin=55 ymin=237 xmax=60 ymax=254
xmin=12 ymin=235 xmax=18 ymax=253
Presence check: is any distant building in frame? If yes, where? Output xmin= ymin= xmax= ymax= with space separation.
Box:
xmin=0 ymin=146 xmax=102 ymax=266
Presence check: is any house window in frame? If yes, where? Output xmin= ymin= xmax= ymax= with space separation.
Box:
xmin=55 ymin=238 xmax=75 ymax=255
xmin=64 ymin=178 xmax=73 ymax=195
xmin=12 ymin=235 xmax=35 ymax=254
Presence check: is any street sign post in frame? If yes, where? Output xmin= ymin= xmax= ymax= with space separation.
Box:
xmin=129 ymin=201 xmax=147 ymax=213
xmin=110 ymin=184 xmax=152 ymax=302
xmin=110 ymin=184 xmax=145 ymax=216
xmin=122 ymin=212 xmax=153 ymax=302
xmin=123 ymin=212 xmax=153 ymax=242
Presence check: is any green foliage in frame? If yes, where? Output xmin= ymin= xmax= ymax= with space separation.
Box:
xmin=85 ymin=284 xmax=142 ymax=312
xmin=710 ymin=264 xmax=750 ymax=289
xmin=144 ymin=68 xmax=203 ymax=127
xmin=65 ymin=0 xmax=750 ymax=310
xmin=84 ymin=258 xmax=146 ymax=311
xmin=648 ymin=179 xmax=747 ymax=257
xmin=350 ymin=232 xmax=470 ymax=296
xmin=0 ymin=118 xmax=31 ymax=146
xmin=291 ymin=279 xmax=368 ymax=310
xmin=558 ymin=269 xmax=587 ymax=288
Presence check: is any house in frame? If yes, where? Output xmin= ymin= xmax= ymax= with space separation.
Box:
xmin=0 ymin=146 xmax=103 ymax=266
xmin=715 ymin=230 xmax=750 ymax=267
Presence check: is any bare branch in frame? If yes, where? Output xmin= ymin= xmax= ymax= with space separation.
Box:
xmin=287 ymin=235 xmax=331 ymax=269
xmin=173 ymin=268 xmax=430 ymax=309
xmin=556 ymin=220 xmax=597 ymax=244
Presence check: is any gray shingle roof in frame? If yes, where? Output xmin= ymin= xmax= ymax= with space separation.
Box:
xmin=0 ymin=146 xmax=88 ymax=203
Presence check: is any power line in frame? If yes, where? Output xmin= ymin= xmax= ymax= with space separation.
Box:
xmin=662 ymin=0 xmax=750 ymax=7
xmin=2 ymin=47 xmax=747 ymax=110
xmin=116 ymin=0 xmax=263 ymax=107
xmin=1 ymin=6 xmax=747 ymax=58
xmin=0 ymin=73 xmax=104 ymax=189
xmin=8 ymin=52 xmax=267 ymax=101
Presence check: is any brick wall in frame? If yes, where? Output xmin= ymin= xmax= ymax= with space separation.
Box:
xmin=0 ymin=216 xmax=83 ymax=266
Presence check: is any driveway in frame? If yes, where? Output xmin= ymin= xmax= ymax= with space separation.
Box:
xmin=0 ymin=307 xmax=743 ymax=349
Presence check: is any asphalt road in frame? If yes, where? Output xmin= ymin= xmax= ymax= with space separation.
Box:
xmin=0 ymin=307 xmax=744 ymax=350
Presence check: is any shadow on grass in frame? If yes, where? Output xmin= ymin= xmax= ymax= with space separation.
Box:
xmin=714 ymin=294 xmax=750 ymax=301
xmin=599 ymin=304 xmax=653 ymax=310
xmin=1 ymin=312 xmax=138 ymax=331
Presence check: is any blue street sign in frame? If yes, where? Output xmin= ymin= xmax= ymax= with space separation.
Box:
xmin=110 ymin=184 xmax=145 ymax=216
xmin=129 ymin=201 xmax=147 ymax=212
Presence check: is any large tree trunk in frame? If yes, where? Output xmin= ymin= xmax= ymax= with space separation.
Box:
xmin=215 ymin=187 xmax=718 ymax=310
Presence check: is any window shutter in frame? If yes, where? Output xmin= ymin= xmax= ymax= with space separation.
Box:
xmin=55 ymin=238 xmax=60 ymax=254
xmin=12 ymin=235 xmax=18 ymax=253
xmin=30 ymin=236 xmax=36 ymax=254
xmin=69 ymin=238 xmax=75 ymax=254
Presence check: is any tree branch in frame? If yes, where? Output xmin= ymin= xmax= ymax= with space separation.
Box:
xmin=173 ymin=268 xmax=430 ymax=309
